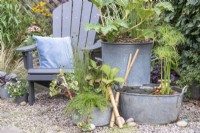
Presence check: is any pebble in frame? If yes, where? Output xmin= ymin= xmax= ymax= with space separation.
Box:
xmin=176 ymin=120 xmax=188 ymax=127
xmin=20 ymin=101 xmax=27 ymax=106
xmin=126 ymin=118 xmax=134 ymax=123
xmin=116 ymin=117 xmax=125 ymax=125
xmin=90 ymin=123 xmax=96 ymax=130
xmin=127 ymin=122 xmax=137 ymax=127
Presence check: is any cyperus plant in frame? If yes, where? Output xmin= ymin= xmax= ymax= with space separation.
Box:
xmin=154 ymin=25 xmax=185 ymax=95
xmin=85 ymin=0 xmax=174 ymax=42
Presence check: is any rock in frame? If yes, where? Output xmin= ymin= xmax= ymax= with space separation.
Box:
xmin=90 ymin=123 xmax=95 ymax=131
xmin=127 ymin=122 xmax=137 ymax=127
xmin=116 ymin=117 xmax=125 ymax=125
xmin=120 ymin=117 xmax=125 ymax=125
xmin=126 ymin=118 xmax=134 ymax=123
xmin=20 ymin=101 xmax=27 ymax=106
xmin=177 ymin=120 xmax=188 ymax=127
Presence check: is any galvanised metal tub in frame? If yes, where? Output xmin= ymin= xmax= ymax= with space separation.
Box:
xmin=119 ymin=86 xmax=188 ymax=124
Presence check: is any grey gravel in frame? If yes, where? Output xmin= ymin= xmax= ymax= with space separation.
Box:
xmin=0 ymin=88 xmax=200 ymax=133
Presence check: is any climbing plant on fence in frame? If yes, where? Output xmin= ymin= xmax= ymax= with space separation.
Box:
xmin=164 ymin=0 xmax=200 ymax=87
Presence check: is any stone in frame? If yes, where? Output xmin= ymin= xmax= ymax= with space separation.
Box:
xmin=20 ymin=101 xmax=27 ymax=106
xmin=177 ymin=120 xmax=188 ymax=127
xmin=127 ymin=122 xmax=137 ymax=127
xmin=126 ymin=118 xmax=134 ymax=123
xmin=116 ymin=116 xmax=125 ymax=125
xmin=120 ymin=117 xmax=125 ymax=125
xmin=90 ymin=123 xmax=95 ymax=131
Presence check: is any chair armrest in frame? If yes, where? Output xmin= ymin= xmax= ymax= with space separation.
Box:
xmin=16 ymin=44 xmax=37 ymax=52
xmin=16 ymin=44 xmax=36 ymax=70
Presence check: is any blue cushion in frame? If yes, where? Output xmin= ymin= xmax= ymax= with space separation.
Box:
xmin=33 ymin=36 xmax=74 ymax=69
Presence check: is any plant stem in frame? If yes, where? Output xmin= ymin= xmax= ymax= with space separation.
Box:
xmin=98 ymin=8 xmax=105 ymax=26
xmin=122 ymin=20 xmax=144 ymax=34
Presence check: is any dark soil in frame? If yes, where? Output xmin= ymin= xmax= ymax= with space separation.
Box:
xmin=116 ymin=37 xmax=151 ymax=44
xmin=119 ymin=85 xmax=182 ymax=95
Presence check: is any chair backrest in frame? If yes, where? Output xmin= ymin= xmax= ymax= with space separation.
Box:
xmin=53 ymin=0 xmax=99 ymax=49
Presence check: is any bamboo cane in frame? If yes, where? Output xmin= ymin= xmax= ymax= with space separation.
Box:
xmin=109 ymin=54 xmax=132 ymax=127
xmin=108 ymin=86 xmax=123 ymax=128
xmin=122 ymin=49 xmax=140 ymax=88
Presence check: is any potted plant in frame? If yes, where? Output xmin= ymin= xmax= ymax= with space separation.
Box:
xmin=6 ymin=80 xmax=28 ymax=104
xmin=85 ymin=0 xmax=174 ymax=86
xmin=0 ymin=71 xmax=17 ymax=99
xmin=67 ymin=60 xmax=124 ymax=130
xmin=50 ymin=57 xmax=124 ymax=131
xmin=119 ymin=25 xmax=187 ymax=124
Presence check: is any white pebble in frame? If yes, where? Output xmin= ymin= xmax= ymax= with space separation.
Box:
xmin=116 ymin=117 xmax=125 ymax=125
xmin=126 ymin=118 xmax=134 ymax=123
xmin=20 ymin=101 xmax=27 ymax=106
xmin=127 ymin=122 xmax=137 ymax=127
xmin=177 ymin=120 xmax=188 ymax=127
xmin=90 ymin=123 xmax=95 ymax=130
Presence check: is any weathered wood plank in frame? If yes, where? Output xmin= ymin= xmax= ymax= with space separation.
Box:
xmin=78 ymin=0 xmax=93 ymax=49
xmin=70 ymin=0 xmax=83 ymax=47
xmin=62 ymin=0 xmax=72 ymax=37
xmin=53 ymin=4 xmax=62 ymax=37
xmin=86 ymin=4 xmax=99 ymax=47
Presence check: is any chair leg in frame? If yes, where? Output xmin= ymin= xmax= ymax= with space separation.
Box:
xmin=28 ymin=81 xmax=35 ymax=105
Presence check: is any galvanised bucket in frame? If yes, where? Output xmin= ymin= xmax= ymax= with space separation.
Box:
xmin=101 ymin=41 xmax=152 ymax=86
xmin=72 ymin=106 xmax=112 ymax=126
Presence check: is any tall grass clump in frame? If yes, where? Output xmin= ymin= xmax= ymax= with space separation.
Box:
xmin=0 ymin=0 xmax=34 ymax=48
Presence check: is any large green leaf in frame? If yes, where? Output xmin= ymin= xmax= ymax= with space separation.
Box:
xmin=101 ymin=24 xmax=118 ymax=35
xmin=137 ymin=8 xmax=155 ymax=21
xmin=114 ymin=20 xmax=129 ymax=28
xmin=102 ymin=78 xmax=113 ymax=85
xmin=110 ymin=68 xmax=119 ymax=79
xmin=101 ymin=64 xmax=111 ymax=77
xmin=90 ymin=60 xmax=97 ymax=68
xmin=84 ymin=23 xmax=101 ymax=32
xmin=155 ymin=2 xmax=174 ymax=12
xmin=91 ymin=0 xmax=113 ymax=8
xmin=114 ymin=77 xmax=125 ymax=83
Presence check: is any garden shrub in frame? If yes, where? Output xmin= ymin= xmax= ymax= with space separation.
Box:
xmin=0 ymin=0 xmax=34 ymax=48
xmin=163 ymin=0 xmax=200 ymax=87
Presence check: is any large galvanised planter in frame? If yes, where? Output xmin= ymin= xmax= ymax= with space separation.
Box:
xmin=119 ymin=86 xmax=188 ymax=124
xmin=101 ymin=41 xmax=152 ymax=86
xmin=0 ymin=85 xmax=10 ymax=99
xmin=72 ymin=106 xmax=112 ymax=126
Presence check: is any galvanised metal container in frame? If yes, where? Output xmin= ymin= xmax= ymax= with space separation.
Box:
xmin=119 ymin=86 xmax=188 ymax=124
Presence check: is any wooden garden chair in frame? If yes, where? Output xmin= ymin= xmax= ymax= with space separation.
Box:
xmin=16 ymin=0 xmax=101 ymax=105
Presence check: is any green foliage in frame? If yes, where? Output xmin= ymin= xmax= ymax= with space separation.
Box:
xmin=85 ymin=60 xmax=103 ymax=93
xmin=85 ymin=0 xmax=173 ymax=42
xmin=154 ymin=25 xmax=185 ymax=95
xmin=66 ymin=92 xmax=110 ymax=119
xmin=101 ymin=64 xmax=125 ymax=86
xmin=73 ymin=50 xmax=90 ymax=92
xmin=49 ymin=71 xmax=79 ymax=97
xmin=6 ymin=80 xmax=28 ymax=98
xmin=163 ymin=0 xmax=200 ymax=88
xmin=85 ymin=61 xmax=124 ymax=99
xmin=0 ymin=0 xmax=34 ymax=48
xmin=0 ymin=46 xmax=26 ymax=79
